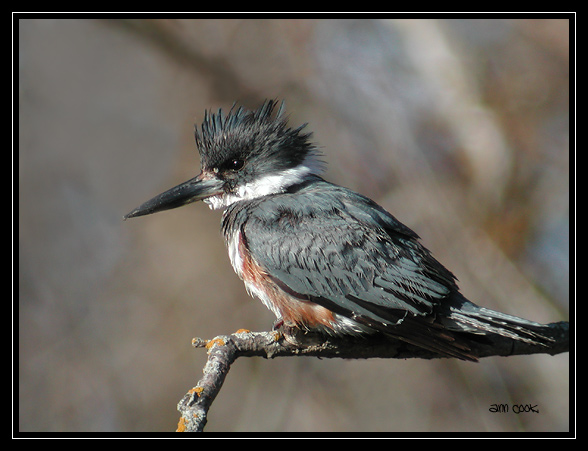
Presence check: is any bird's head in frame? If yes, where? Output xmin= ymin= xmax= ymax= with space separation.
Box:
xmin=124 ymin=99 xmax=323 ymax=219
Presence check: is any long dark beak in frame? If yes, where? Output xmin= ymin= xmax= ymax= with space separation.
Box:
xmin=123 ymin=174 xmax=224 ymax=219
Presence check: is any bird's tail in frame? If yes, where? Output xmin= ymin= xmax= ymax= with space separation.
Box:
xmin=440 ymin=293 xmax=555 ymax=347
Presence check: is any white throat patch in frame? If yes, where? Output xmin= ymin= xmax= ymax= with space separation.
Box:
xmin=204 ymin=158 xmax=322 ymax=210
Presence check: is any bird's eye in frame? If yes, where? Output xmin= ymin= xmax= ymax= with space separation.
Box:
xmin=228 ymin=159 xmax=244 ymax=171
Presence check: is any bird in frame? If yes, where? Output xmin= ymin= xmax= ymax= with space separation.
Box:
xmin=125 ymin=99 xmax=556 ymax=362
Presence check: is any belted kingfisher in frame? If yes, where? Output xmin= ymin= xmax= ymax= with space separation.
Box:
xmin=125 ymin=99 xmax=554 ymax=361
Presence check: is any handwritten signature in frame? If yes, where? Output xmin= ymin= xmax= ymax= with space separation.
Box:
xmin=489 ymin=404 xmax=539 ymax=414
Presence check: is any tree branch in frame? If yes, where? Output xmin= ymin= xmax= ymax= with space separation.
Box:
xmin=175 ymin=321 xmax=569 ymax=432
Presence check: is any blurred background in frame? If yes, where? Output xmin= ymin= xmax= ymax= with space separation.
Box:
xmin=18 ymin=17 xmax=570 ymax=433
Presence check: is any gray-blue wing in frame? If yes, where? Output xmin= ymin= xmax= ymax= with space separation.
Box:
xmin=240 ymin=182 xmax=459 ymax=329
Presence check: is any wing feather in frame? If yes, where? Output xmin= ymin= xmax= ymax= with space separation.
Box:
xmin=240 ymin=180 xmax=458 ymax=326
